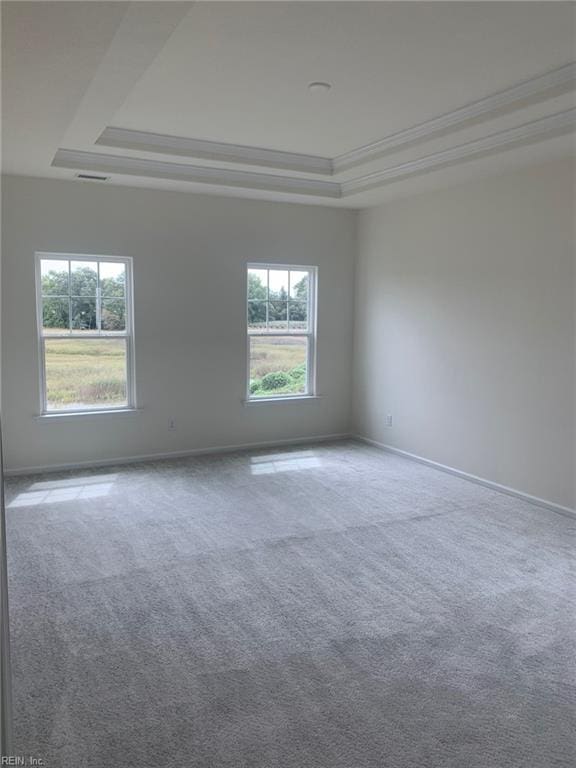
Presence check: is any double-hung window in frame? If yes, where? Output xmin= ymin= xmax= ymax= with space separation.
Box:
xmin=247 ymin=264 xmax=317 ymax=400
xmin=36 ymin=253 xmax=135 ymax=413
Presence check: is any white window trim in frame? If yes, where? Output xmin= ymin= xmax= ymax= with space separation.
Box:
xmin=35 ymin=252 xmax=136 ymax=415
xmin=246 ymin=263 xmax=318 ymax=402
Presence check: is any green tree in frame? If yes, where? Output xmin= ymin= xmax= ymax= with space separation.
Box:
xmin=291 ymin=276 xmax=307 ymax=301
xmin=41 ymin=266 xmax=68 ymax=296
xmin=288 ymin=276 xmax=307 ymax=324
xmin=248 ymin=272 xmax=267 ymax=326
xmin=269 ymin=286 xmax=288 ymax=324
xmin=70 ymin=265 xmax=98 ymax=296
xmin=41 ymin=266 xmax=125 ymax=331
xmin=248 ymin=272 xmax=267 ymax=301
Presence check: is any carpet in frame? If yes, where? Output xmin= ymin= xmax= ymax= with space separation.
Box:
xmin=5 ymin=441 xmax=575 ymax=767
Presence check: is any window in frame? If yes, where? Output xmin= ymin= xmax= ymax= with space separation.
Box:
xmin=247 ymin=264 xmax=317 ymax=400
xmin=36 ymin=253 xmax=135 ymax=413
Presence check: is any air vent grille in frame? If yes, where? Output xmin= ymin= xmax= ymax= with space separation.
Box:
xmin=75 ymin=173 xmax=109 ymax=181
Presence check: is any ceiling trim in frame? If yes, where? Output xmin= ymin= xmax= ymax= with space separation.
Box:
xmin=96 ymin=127 xmax=333 ymax=175
xmin=94 ymin=62 xmax=575 ymax=177
xmin=51 ymin=149 xmax=341 ymax=198
xmin=334 ymin=61 xmax=576 ymax=172
xmin=53 ymin=107 xmax=575 ymax=199
xmin=342 ymin=108 xmax=576 ymax=195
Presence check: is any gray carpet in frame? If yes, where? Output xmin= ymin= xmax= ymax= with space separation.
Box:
xmin=5 ymin=440 xmax=576 ymax=767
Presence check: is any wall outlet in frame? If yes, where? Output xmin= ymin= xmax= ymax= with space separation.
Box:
xmin=168 ymin=418 xmax=177 ymax=431
xmin=385 ymin=413 xmax=393 ymax=428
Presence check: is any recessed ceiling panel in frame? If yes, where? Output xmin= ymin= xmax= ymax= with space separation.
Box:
xmin=112 ymin=2 xmax=576 ymax=157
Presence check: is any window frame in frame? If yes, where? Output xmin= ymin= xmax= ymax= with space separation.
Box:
xmin=246 ymin=263 xmax=318 ymax=402
xmin=35 ymin=251 xmax=136 ymax=415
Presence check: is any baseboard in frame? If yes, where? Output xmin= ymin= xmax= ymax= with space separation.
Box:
xmin=4 ymin=432 xmax=352 ymax=477
xmin=354 ymin=435 xmax=575 ymax=518
xmin=8 ymin=432 xmax=573 ymax=518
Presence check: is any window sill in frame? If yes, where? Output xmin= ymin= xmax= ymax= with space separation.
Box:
xmin=243 ymin=395 xmax=322 ymax=405
xmin=35 ymin=408 xmax=141 ymax=421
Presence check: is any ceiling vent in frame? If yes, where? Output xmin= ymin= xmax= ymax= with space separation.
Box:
xmin=75 ymin=173 xmax=109 ymax=181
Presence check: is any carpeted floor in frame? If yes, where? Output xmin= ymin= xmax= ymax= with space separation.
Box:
xmin=5 ymin=440 xmax=576 ymax=767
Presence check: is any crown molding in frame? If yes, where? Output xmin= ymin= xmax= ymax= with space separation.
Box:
xmin=342 ymin=108 xmax=576 ymax=196
xmin=96 ymin=127 xmax=333 ymax=175
xmin=53 ymin=108 xmax=576 ymax=199
xmin=94 ymin=62 xmax=575 ymax=177
xmin=51 ymin=149 xmax=341 ymax=198
xmin=334 ymin=61 xmax=576 ymax=172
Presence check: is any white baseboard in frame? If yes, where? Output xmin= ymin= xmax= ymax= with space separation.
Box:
xmin=4 ymin=433 xmax=352 ymax=477
xmin=354 ymin=435 xmax=575 ymax=518
xmin=7 ymin=432 xmax=573 ymax=518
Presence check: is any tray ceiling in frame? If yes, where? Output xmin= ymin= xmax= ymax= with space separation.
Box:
xmin=3 ymin=1 xmax=576 ymax=208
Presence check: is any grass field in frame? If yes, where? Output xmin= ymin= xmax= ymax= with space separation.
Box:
xmin=45 ymin=338 xmax=127 ymax=409
xmin=44 ymin=335 xmax=306 ymax=409
xmin=249 ymin=336 xmax=307 ymax=397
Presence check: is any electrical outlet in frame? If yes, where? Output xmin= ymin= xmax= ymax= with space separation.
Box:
xmin=385 ymin=413 xmax=393 ymax=428
xmin=168 ymin=418 xmax=176 ymax=431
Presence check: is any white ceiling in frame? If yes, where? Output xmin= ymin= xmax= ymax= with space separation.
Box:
xmin=2 ymin=1 xmax=575 ymax=208
xmin=115 ymin=2 xmax=576 ymax=156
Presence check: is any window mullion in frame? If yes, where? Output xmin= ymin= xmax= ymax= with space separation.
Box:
xmin=68 ymin=260 xmax=72 ymax=333
xmin=287 ymin=271 xmax=291 ymax=332
xmin=42 ymin=333 xmax=129 ymax=339
xmin=266 ymin=270 xmax=270 ymax=332
xmin=96 ymin=261 xmax=101 ymax=333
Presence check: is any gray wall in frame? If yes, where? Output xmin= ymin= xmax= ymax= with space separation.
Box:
xmin=3 ymin=159 xmax=574 ymax=511
xmin=1 ymin=176 xmax=356 ymax=471
xmin=353 ymin=157 xmax=575 ymax=510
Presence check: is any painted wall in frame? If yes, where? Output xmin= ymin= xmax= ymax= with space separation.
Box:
xmin=1 ymin=176 xmax=356 ymax=471
xmin=353 ymin=158 xmax=575 ymax=510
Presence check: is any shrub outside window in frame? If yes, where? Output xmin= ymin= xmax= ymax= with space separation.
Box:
xmin=36 ymin=253 xmax=135 ymax=413
xmin=247 ymin=265 xmax=317 ymax=400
